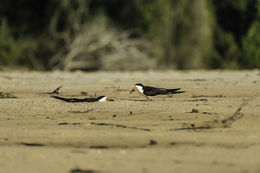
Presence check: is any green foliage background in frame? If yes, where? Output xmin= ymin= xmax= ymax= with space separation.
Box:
xmin=0 ymin=0 xmax=259 ymax=70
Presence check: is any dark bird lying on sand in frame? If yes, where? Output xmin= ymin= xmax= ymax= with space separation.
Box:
xmin=51 ymin=95 xmax=114 ymax=102
xmin=130 ymin=83 xmax=185 ymax=101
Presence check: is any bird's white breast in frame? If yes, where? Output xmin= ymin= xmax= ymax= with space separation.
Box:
xmin=98 ymin=97 xmax=107 ymax=102
xmin=136 ymin=85 xmax=144 ymax=95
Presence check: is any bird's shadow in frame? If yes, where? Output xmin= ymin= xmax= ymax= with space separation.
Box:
xmin=125 ymin=98 xmax=149 ymax=102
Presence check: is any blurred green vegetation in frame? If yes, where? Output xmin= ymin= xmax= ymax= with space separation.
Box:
xmin=0 ymin=91 xmax=17 ymax=98
xmin=0 ymin=0 xmax=259 ymax=70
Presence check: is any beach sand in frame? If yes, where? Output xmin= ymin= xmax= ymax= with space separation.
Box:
xmin=0 ymin=70 xmax=260 ymax=173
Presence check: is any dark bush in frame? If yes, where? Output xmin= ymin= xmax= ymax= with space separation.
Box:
xmin=0 ymin=0 xmax=259 ymax=70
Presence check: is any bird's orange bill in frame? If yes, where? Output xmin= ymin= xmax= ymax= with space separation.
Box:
xmin=130 ymin=87 xmax=137 ymax=93
xmin=106 ymin=97 xmax=114 ymax=102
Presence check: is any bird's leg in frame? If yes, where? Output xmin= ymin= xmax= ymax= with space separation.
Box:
xmin=146 ymin=97 xmax=152 ymax=101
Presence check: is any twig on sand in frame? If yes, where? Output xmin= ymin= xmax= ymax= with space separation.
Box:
xmin=39 ymin=85 xmax=63 ymax=95
xmin=90 ymin=122 xmax=151 ymax=131
xmin=48 ymin=85 xmax=63 ymax=95
xmin=178 ymin=101 xmax=248 ymax=130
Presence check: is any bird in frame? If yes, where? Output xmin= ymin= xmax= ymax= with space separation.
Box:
xmin=130 ymin=83 xmax=184 ymax=101
xmin=51 ymin=95 xmax=114 ymax=102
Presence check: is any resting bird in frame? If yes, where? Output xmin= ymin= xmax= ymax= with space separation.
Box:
xmin=130 ymin=83 xmax=184 ymax=101
xmin=51 ymin=95 xmax=114 ymax=102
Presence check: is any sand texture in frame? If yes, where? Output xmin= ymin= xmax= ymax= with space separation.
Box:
xmin=0 ymin=70 xmax=260 ymax=173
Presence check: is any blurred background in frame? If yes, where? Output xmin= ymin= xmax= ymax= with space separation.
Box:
xmin=0 ymin=0 xmax=259 ymax=71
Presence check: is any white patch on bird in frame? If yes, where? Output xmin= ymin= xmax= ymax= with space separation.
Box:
xmin=98 ymin=96 xmax=108 ymax=102
xmin=136 ymin=85 xmax=144 ymax=95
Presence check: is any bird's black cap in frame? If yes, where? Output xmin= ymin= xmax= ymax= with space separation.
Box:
xmin=135 ymin=83 xmax=143 ymax=87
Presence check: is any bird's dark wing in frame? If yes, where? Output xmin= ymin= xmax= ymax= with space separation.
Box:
xmin=143 ymin=86 xmax=162 ymax=96
xmin=143 ymin=86 xmax=185 ymax=96
xmin=51 ymin=96 xmax=97 ymax=102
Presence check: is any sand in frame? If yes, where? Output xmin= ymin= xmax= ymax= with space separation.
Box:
xmin=0 ymin=70 xmax=260 ymax=173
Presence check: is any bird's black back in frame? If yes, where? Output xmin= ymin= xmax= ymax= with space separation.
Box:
xmin=143 ymin=86 xmax=163 ymax=96
xmin=51 ymin=96 xmax=98 ymax=102
xmin=143 ymin=86 xmax=184 ymax=96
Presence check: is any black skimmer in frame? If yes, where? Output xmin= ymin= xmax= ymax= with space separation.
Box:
xmin=51 ymin=95 xmax=114 ymax=102
xmin=130 ymin=83 xmax=184 ymax=101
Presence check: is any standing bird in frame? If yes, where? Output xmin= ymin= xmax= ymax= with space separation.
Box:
xmin=130 ymin=83 xmax=184 ymax=101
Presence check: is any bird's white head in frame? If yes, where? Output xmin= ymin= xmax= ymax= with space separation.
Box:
xmin=98 ymin=96 xmax=113 ymax=102
xmin=135 ymin=83 xmax=144 ymax=94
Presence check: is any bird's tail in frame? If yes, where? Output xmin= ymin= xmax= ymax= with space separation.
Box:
xmin=169 ymin=90 xmax=185 ymax=94
xmin=161 ymin=88 xmax=185 ymax=94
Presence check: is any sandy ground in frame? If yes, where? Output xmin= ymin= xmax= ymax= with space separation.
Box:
xmin=0 ymin=70 xmax=260 ymax=173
